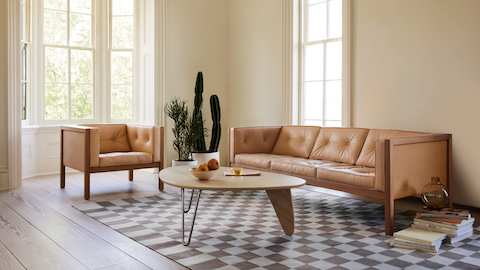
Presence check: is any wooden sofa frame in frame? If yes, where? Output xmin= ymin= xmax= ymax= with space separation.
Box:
xmin=229 ymin=127 xmax=452 ymax=235
xmin=60 ymin=125 xmax=165 ymax=200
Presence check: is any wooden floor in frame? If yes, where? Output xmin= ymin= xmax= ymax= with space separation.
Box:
xmin=0 ymin=170 xmax=187 ymax=270
xmin=0 ymin=170 xmax=477 ymax=270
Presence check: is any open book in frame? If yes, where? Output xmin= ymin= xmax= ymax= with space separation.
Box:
xmin=224 ymin=169 xmax=261 ymax=176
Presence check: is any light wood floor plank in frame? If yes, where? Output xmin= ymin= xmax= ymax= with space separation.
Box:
xmin=0 ymin=201 xmax=87 ymax=270
xmin=0 ymin=192 xmax=152 ymax=270
xmin=17 ymin=172 xmax=186 ymax=270
xmin=0 ymin=241 xmax=25 ymax=270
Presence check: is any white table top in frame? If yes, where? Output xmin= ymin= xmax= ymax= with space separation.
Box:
xmin=159 ymin=166 xmax=306 ymax=191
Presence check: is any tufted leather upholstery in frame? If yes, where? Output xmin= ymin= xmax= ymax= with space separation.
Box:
xmin=85 ymin=124 xmax=131 ymax=153
xmin=232 ymin=127 xmax=281 ymax=155
xmin=70 ymin=123 xmax=163 ymax=167
xmin=230 ymin=126 xmax=449 ymax=195
xmin=99 ymin=152 xmax=153 ymax=167
xmin=356 ymin=129 xmax=425 ymax=167
xmin=316 ymin=164 xmax=376 ymax=188
xmin=271 ymin=158 xmax=335 ymax=178
xmin=272 ymin=126 xmax=320 ymax=158
xmin=234 ymin=154 xmax=283 ymax=169
xmin=309 ymin=128 xmax=369 ymax=164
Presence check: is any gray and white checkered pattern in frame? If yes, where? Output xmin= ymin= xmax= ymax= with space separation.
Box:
xmin=75 ymin=190 xmax=480 ymax=270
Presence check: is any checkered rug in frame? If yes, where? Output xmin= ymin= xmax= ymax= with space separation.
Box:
xmin=74 ymin=189 xmax=480 ymax=270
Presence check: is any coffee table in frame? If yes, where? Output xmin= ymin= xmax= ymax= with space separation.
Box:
xmin=159 ymin=166 xmax=306 ymax=245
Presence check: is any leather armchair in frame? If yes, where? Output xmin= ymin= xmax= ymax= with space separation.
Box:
xmin=60 ymin=124 xmax=164 ymax=200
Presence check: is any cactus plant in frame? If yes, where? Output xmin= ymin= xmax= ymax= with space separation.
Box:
xmin=209 ymin=95 xmax=221 ymax=152
xmin=191 ymin=72 xmax=207 ymax=152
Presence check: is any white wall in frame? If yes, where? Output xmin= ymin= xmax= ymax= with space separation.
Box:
xmin=227 ymin=0 xmax=285 ymax=127
xmin=0 ymin=0 xmax=9 ymax=190
xmin=351 ymin=0 xmax=480 ymax=207
xmin=164 ymin=0 xmax=228 ymax=165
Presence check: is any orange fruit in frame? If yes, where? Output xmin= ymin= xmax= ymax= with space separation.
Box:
xmin=207 ymin=159 xmax=219 ymax=170
xmin=198 ymin=164 xmax=209 ymax=172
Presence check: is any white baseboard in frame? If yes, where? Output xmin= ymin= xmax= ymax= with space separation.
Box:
xmin=22 ymin=169 xmax=79 ymax=180
xmin=0 ymin=167 xmax=9 ymax=191
xmin=22 ymin=168 xmax=158 ymax=180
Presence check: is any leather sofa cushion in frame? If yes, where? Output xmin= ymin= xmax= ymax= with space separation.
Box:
xmin=309 ymin=128 xmax=369 ymax=164
xmin=233 ymin=127 xmax=281 ymax=154
xmin=317 ymin=164 xmax=376 ymax=188
xmin=234 ymin=154 xmax=281 ymax=169
xmin=272 ymin=126 xmax=320 ymax=158
xmin=271 ymin=158 xmax=335 ymax=178
xmin=356 ymin=129 xmax=425 ymax=167
xmin=86 ymin=124 xmax=131 ymax=153
xmin=99 ymin=152 xmax=152 ymax=167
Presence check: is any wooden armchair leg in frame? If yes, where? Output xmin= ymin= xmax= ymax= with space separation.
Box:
xmin=60 ymin=165 xmax=66 ymax=188
xmin=84 ymin=172 xmax=91 ymax=200
xmin=385 ymin=198 xmax=395 ymax=236
xmin=129 ymin=170 xmax=134 ymax=181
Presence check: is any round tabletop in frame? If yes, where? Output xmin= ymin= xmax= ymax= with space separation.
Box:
xmin=159 ymin=166 xmax=306 ymax=191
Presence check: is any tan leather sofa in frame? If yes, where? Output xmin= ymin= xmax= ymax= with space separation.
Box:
xmin=229 ymin=126 xmax=452 ymax=235
xmin=61 ymin=124 xmax=164 ymax=200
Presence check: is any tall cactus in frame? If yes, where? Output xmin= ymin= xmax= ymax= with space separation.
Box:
xmin=191 ymin=72 xmax=207 ymax=152
xmin=209 ymin=95 xmax=221 ymax=152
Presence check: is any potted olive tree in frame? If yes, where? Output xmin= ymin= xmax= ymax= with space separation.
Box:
xmin=190 ymin=72 xmax=222 ymax=164
xmin=165 ymin=99 xmax=197 ymax=167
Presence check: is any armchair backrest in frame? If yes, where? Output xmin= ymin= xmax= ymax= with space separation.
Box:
xmin=82 ymin=124 xmax=131 ymax=153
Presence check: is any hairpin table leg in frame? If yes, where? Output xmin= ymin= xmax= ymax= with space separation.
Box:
xmin=181 ymin=188 xmax=202 ymax=246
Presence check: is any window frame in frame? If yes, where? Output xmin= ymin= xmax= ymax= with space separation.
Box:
xmin=107 ymin=0 xmax=138 ymax=122
xmin=20 ymin=0 xmax=32 ymax=123
xmin=297 ymin=0 xmax=351 ymax=127
xmin=26 ymin=0 xmax=139 ymax=126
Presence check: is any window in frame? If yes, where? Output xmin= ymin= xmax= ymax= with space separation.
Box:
xmin=110 ymin=0 xmax=135 ymax=120
xmin=24 ymin=0 xmax=140 ymax=125
xmin=299 ymin=0 xmax=347 ymax=127
xmin=43 ymin=0 xmax=94 ymax=120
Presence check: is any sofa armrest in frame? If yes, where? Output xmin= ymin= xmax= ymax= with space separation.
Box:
xmin=127 ymin=124 xmax=164 ymax=164
xmin=61 ymin=125 xmax=100 ymax=170
xmin=380 ymin=134 xmax=451 ymax=200
xmin=229 ymin=127 xmax=282 ymax=165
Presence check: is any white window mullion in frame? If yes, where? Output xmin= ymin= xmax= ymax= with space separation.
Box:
xmin=322 ymin=0 xmax=329 ymax=127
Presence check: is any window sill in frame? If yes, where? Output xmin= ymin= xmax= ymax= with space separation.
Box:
xmin=22 ymin=125 xmax=61 ymax=135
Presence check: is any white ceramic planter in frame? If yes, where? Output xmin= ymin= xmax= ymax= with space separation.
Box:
xmin=192 ymin=151 xmax=220 ymax=165
xmin=171 ymin=160 xmax=198 ymax=167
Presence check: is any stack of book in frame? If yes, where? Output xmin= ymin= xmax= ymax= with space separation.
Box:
xmin=391 ymin=228 xmax=446 ymax=253
xmin=412 ymin=209 xmax=475 ymax=247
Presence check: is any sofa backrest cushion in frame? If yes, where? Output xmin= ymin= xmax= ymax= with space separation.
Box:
xmin=309 ymin=128 xmax=369 ymax=164
xmin=272 ymin=126 xmax=320 ymax=158
xmin=234 ymin=127 xmax=281 ymax=154
xmin=356 ymin=129 xmax=425 ymax=167
xmin=87 ymin=124 xmax=131 ymax=153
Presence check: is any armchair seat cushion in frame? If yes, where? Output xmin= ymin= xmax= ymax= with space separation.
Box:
xmin=99 ymin=152 xmax=153 ymax=167
xmin=317 ymin=164 xmax=375 ymax=188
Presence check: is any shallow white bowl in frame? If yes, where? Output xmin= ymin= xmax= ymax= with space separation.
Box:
xmin=190 ymin=169 xmax=217 ymax=181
